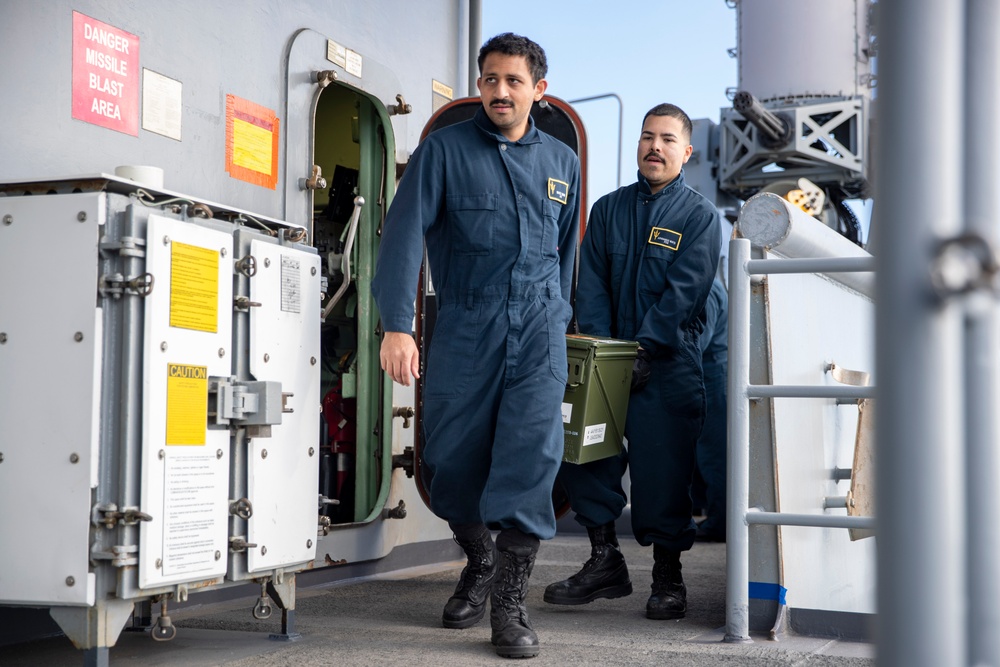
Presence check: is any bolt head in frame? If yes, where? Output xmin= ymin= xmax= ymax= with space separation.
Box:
xmin=77 ymin=211 xmax=87 ymax=222
xmin=74 ymin=332 xmax=84 ymax=342
xmin=70 ymin=453 xmax=80 ymax=464
xmin=66 ymin=576 xmax=75 ymax=586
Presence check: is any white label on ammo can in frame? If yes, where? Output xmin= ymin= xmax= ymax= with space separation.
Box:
xmin=583 ymin=423 xmax=606 ymax=446
xmin=561 ymin=402 xmax=572 ymax=424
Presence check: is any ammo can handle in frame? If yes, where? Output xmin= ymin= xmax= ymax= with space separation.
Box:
xmin=565 ymin=346 xmax=596 ymax=388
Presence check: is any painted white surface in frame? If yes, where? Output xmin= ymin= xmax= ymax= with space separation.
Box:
xmin=247 ymin=240 xmax=322 ymax=572
xmin=139 ymin=215 xmax=232 ymax=589
xmin=0 ymin=193 xmax=102 ymax=606
xmin=766 ymin=267 xmax=877 ymax=614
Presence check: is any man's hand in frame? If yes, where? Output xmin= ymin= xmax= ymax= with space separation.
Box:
xmin=381 ymin=331 xmax=421 ymax=386
xmin=631 ymin=348 xmax=651 ymax=392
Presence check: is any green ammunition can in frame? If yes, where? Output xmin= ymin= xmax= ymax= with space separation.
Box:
xmin=561 ymin=334 xmax=638 ymax=464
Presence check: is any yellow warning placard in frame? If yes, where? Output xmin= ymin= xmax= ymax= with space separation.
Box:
xmin=169 ymin=241 xmax=219 ymax=332
xmin=165 ymin=363 xmax=208 ymax=446
xmin=232 ymin=117 xmax=273 ymax=174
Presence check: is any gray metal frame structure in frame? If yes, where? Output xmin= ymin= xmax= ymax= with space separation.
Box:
xmin=726 ymin=1 xmax=1000 ymax=664
xmin=724 ymin=239 xmax=876 ymax=643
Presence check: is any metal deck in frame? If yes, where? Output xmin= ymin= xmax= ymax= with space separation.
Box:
xmin=1 ymin=533 xmax=874 ymax=666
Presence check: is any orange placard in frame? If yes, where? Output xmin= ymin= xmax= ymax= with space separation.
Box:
xmin=225 ymin=94 xmax=279 ymax=189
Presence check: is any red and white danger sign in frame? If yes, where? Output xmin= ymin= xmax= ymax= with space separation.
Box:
xmin=72 ymin=11 xmax=139 ymax=136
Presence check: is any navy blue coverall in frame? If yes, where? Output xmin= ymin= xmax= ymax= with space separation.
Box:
xmin=371 ymin=107 xmax=581 ymax=540
xmin=556 ymin=170 xmax=721 ymax=551
xmin=694 ymin=279 xmax=728 ymax=539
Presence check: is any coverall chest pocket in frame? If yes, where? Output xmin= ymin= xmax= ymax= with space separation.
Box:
xmin=540 ymin=199 xmax=561 ymax=262
xmin=446 ymin=193 xmax=498 ymax=256
xmin=608 ymin=242 xmax=629 ymax=295
xmin=639 ymin=243 xmax=677 ymax=295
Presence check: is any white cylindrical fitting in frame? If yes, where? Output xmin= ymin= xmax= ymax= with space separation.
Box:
xmin=736 ymin=192 xmax=873 ymax=296
xmin=114 ymin=165 xmax=165 ymax=190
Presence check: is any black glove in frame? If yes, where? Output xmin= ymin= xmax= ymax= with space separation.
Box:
xmin=631 ymin=348 xmax=651 ymax=392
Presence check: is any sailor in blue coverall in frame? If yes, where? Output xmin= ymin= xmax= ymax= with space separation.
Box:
xmin=544 ymin=103 xmax=721 ymax=621
xmin=371 ymin=33 xmax=580 ymax=659
xmin=693 ymin=279 xmax=729 ymax=542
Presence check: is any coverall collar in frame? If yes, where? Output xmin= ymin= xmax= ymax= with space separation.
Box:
xmin=473 ymin=106 xmax=542 ymax=145
xmin=637 ymin=169 xmax=686 ymax=200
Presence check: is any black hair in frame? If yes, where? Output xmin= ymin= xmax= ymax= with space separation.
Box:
xmin=477 ymin=33 xmax=547 ymax=85
xmin=642 ymin=103 xmax=693 ymax=140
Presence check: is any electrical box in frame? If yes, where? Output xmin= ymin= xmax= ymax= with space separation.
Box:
xmin=561 ymin=334 xmax=637 ymax=464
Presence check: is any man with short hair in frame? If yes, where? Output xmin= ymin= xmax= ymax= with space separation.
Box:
xmin=545 ymin=103 xmax=721 ymax=620
xmin=372 ymin=32 xmax=581 ymax=659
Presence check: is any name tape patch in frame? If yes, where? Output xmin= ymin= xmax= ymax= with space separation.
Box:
xmin=648 ymin=227 xmax=682 ymax=250
xmin=547 ymin=178 xmax=569 ymax=205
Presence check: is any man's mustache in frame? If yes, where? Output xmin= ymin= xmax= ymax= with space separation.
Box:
xmin=491 ymin=98 xmax=514 ymax=107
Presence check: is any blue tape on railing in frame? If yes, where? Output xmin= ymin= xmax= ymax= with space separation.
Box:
xmin=748 ymin=582 xmax=787 ymax=605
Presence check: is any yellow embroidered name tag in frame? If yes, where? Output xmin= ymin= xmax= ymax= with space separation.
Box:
xmin=547 ymin=178 xmax=569 ymax=205
xmin=648 ymin=227 xmax=682 ymax=250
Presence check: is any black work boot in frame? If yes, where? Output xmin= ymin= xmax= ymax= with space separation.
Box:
xmin=442 ymin=523 xmax=498 ymax=629
xmin=646 ymin=545 xmax=686 ymax=620
xmin=491 ymin=529 xmax=540 ymax=659
xmin=543 ymin=522 xmax=632 ymax=605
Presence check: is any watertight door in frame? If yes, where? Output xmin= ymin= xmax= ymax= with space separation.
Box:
xmin=411 ymin=96 xmax=589 ymax=507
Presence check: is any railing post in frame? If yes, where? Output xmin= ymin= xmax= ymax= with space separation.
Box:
xmin=876 ymin=1 xmax=966 ymax=665
xmin=965 ymin=2 xmax=1000 ymax=664
xmin=724 ymin=238 xmax=752 ymax=643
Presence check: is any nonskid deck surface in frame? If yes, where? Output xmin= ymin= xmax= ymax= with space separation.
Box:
xmin=2 ymin=534 xmax=874 ymax=666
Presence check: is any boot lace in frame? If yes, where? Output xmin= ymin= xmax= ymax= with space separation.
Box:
xmin=571 ymin=544 xmax=612 ymax=580
xmin=453 ymin=535 xmax=494 ymax=593
xmin=494 ymin=555 xmax=531 ymax=624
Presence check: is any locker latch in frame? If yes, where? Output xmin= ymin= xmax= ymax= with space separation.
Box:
xmin=210 ymin=377 xmax=284 ymax=427
xmin=93 ymin=503 xmax=153 ymax=529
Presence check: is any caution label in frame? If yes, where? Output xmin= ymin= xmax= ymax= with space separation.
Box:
xmin=169 ymin=242 xmax=219 ymax=333
xmin=165 ymin=363 xmax=208 ymax=446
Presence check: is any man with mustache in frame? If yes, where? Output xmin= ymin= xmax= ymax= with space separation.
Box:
xmin=372 ymin=33 xmax=580 ymax=659
xmin=545 ymin=104 xmax=721 ymax=621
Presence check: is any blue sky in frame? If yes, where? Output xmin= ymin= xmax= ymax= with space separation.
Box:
xmin=483 ymin=1 xmax=738 ymax=210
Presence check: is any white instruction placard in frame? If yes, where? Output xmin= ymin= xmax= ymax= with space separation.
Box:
xmin=584 ymin=423 xmax=607 ymax=446
xmin=561 ymin=403 xmax=572 ymax=424
xmin=163 ymin=453 xmax=221 ymax=576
